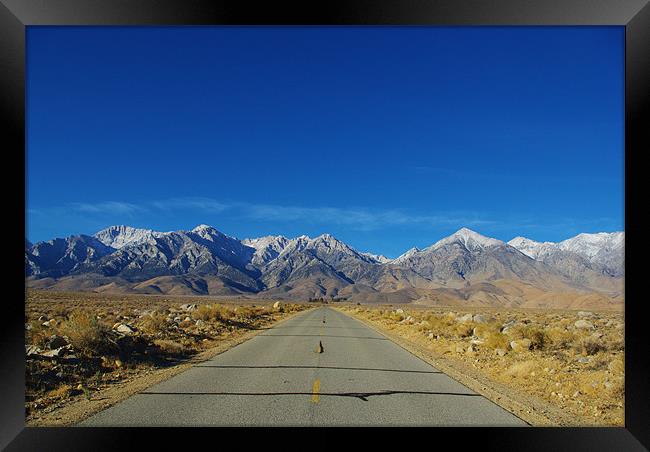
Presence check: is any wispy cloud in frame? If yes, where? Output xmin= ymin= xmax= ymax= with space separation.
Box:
xmin=199 ymin=200 xmax=495 ymax=231
xmin=68 ymin=201 xmax=143 ymax=215
xmin=28 ymin=197 xmax=498 ymax=232
xmin=151 ymin=197 xmax=229 ymax=213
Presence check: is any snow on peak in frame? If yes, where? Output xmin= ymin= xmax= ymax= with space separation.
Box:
xmin=508 ymin=232 xmax=624 ymax=266
xmin=94 ymin=225 xmax=162 ymax=249
xmin=558 ymin=232 xmax=624 ymax=259
xmin=242 ymin=235 xmax=288 ymax=251
xmin=394 ymin=247 xmax=420 ymax=263
xmin=432 ymin=228 xmax=503 ymax=251
xmin=192 ymin=224 xmax=215 ymax=233
xmin=507 ymin=236 xmax=556 ymax=259
xmin=361 ymin=252 xmax=392 ymax=264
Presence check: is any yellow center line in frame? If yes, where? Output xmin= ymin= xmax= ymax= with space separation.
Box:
xmin=312 ymin=379 xmax=321 ymax=403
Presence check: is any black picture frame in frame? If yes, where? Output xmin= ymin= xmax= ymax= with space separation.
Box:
xmin=2 ymin=0 xmax=648 ymax=449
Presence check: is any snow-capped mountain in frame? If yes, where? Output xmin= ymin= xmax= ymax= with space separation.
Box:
xmin=26 ymin=225 xmax=624 ymax=300
xmin=558 ymin=232 xmax=624 ymax=275
xmin=242 ymin=235 xmax=290 ymax=267
xmin=391 ymin=228 xmax=555 ymax=287
xmin=508 ymin=232 xmax=624 ymax=278
xmin=430 ymin=227 xmax=503 ymax=251
xmin=26 ymin=235 xmax=114 ymax=278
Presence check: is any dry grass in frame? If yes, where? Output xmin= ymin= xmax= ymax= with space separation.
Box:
xmin=59 ymin=311 xmax=113 ymax=356
xmin=153 ymin=339 xmax=187 ymax=356
xmin=25 ymin=290 xmax=309 ymax=421
xmin=341 ymin=304 xmax=624 ymax=426
xmin=47 ymin=384 xmax=73 ymax=401
xmin=139 ymin=311 xmax=168 ymax=335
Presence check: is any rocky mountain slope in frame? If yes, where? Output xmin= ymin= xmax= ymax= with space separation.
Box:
xmin=26 ymin=225 xmax=624 ymax=307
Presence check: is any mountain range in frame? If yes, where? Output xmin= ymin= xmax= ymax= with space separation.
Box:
xmin=26 ymin=225 xmax=624 ymax=309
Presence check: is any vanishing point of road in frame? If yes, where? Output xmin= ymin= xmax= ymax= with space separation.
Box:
xmin=80 ymin=307 xmax=527 ymax=426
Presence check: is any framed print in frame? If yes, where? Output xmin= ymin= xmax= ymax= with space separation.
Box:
xmin=1 ymin=0 xmax=648 ymax=450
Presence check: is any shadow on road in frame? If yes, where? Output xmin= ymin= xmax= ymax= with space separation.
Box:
xmin=193 ymin=364 xmax=443 ymax=374
xmin=140 ymin=389 xmax=481 ymax=401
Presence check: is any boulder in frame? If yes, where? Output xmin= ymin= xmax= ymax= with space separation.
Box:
xmin=574 ymin=319 xmax=594 ymax=330
xmin=501 ymin=319 xmax=517 ymax=333
xmin=113 ymin=323 xmax=135 ymax=334
xmin=46 ymin=335 xmax=68 ymax=349
xmin=273 ymin=301 xmax=282 ymax=310
xmin=472 ymin=314 xmax=492 ymax=324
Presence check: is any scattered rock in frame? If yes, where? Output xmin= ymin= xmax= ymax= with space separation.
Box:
xmin=180 ymin=303 xmax=198 ymax=312
xmin=395 ymin=308 xmax=404 ymax=314
xmin=495 ymin=348 xmax=507 ymax=356
xmin=577 ymin=356 xmax=591 ymax=364
xmin=113 ymin=323 xmax=135 ymax=334
xmin=574 ymin=319 xmax=594 ymax=330
xmin=42 ymin=319 xmax=57 ymax=327
xmin=466 ymin=344 xmax=477 ymax=354
xmin=273 ymin=301 xmax=282 ymax=310
xmin=428 ymin=333 xmax=434 ymax=339
xmin=26 ymin=345 xmax=41 ymax=356
xmin=577 ymin=311 xmax=595 ymax=318
xmin=510 ymin=338 xmax=532 ymax=351
xmin=40 ymin=346 xmax=67 ymax=358
xmin=472 ymin=314 xmax=492 ymax=323
xmin=457 ymin=313 xmax=473 ymax=323
xmin=195 ymin=320 xmax=204 ymax=327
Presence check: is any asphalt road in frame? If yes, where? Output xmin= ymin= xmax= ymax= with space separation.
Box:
xmin=80 ymin=307 xmax=527 ymax=426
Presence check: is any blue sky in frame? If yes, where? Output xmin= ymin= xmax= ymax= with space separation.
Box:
xmin=27 ymin=26 xmax=624 ymax=258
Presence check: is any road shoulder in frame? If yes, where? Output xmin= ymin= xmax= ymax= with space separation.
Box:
xmin=27 ymin=308 xmax=311 ymax=427
xmin=338 ymin=308 xmax=584 ymax=426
